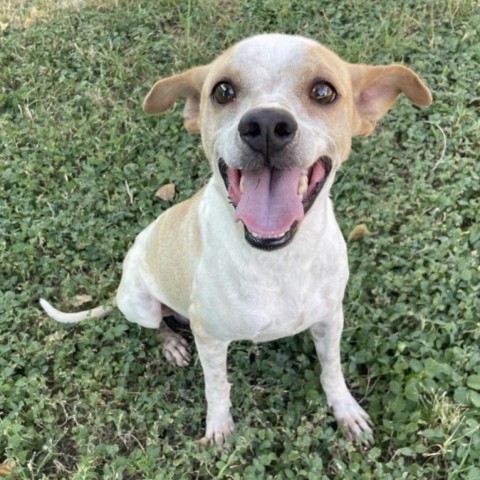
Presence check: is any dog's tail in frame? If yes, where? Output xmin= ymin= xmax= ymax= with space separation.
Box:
xmin=39 ymin=298 xmax=116 ymax=324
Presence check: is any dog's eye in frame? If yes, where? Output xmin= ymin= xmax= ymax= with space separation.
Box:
xmin=212 ymin=82 xmax=236 ymax=105
xmin=310 ymin=82 xmax=337 ymax=104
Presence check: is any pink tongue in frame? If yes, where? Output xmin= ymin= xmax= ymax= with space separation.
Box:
xmin=235 ymin=168 xmax=305 ymax=236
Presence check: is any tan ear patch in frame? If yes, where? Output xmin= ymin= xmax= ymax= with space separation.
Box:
xmin=349 ymin=64 xmax=432 ymax=136
xmin=143 ymin=65 xmax=210 ymax=133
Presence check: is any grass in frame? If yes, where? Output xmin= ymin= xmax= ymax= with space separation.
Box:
xmin=1 ymin=0 xmax=479 ymax=478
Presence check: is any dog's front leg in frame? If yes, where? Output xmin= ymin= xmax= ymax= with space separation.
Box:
xmin=310 ymin=308 xmax=373 ymax=440
xmin=193 ymin=330 xmax=234 ymax=445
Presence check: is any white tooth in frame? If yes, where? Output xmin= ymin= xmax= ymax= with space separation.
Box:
xmin=240 ymin=175 xmax=245 ymax=193
xmin=298 ymin=174 xmax=308 ymax=195
xmin=249 ymin=231 xmax=287 ymax=239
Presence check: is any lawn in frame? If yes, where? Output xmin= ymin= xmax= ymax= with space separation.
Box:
xmin=1 ymin=0 xmax=479 ymax=478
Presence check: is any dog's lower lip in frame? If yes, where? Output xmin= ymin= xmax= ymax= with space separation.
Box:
xmin=244 ymin=223 xmax=298 ymax=250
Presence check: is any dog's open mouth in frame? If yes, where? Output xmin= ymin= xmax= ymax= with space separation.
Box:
xmin=219 ymin=156 xmax=332 ymax=250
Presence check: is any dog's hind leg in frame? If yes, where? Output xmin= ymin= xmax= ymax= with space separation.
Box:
xmin=158 ymin=322 xmax=191 ymax=367
xmin=116 ymin=250 xmax=190 ymax=366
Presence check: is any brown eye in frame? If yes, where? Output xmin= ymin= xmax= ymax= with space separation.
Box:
xmin=310 ymin=82 xmax=337 ymax=104
xmin=212 ymin=82 xmax=236 ymax=105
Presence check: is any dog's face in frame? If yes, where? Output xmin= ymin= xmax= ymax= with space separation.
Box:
xmin=144 ymin=34 xmax=431 ymax=249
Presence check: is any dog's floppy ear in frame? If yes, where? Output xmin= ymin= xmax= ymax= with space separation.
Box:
xmin=349 ymin=64 xmax=432 ymax=136
xmin=143 ymin=65 xmax=210 ymax=133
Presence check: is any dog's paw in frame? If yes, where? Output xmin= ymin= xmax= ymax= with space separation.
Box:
xmin=200 ymin=415 xmax=235 ymax=446
xmin=162 ymin=331 xmax=191 ymax=367
xmin=330 ymin=393 xmax=373 ymax=441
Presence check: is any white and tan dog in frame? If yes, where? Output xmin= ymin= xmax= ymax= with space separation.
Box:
xmin=40 ymin=34 xmax=431 ymax=445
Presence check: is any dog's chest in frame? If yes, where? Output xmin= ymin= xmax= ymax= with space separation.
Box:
xmin=193 ymin=237 xmax=347 ymax=343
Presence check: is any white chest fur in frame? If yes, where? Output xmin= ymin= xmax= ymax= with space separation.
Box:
xmin=191 ymin=181 xmax=349 ymax=343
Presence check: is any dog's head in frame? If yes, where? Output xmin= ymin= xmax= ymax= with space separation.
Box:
xmin=144 ymin=34 xmax=431 ymax=250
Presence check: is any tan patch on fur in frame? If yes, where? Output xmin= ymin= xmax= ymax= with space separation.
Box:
xmin=144 ymin=188 xmax=205 ymax=314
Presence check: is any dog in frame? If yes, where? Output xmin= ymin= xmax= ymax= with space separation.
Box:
xmin=40 ymin=33 xmax=432 ymax=445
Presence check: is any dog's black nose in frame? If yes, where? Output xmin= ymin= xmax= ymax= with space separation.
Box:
xmin=238 ymin=108 xmax=297 ymax=158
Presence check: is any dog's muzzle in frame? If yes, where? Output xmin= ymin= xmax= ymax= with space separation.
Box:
xmin=219 ymin=156 xmax=332 ymax=250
